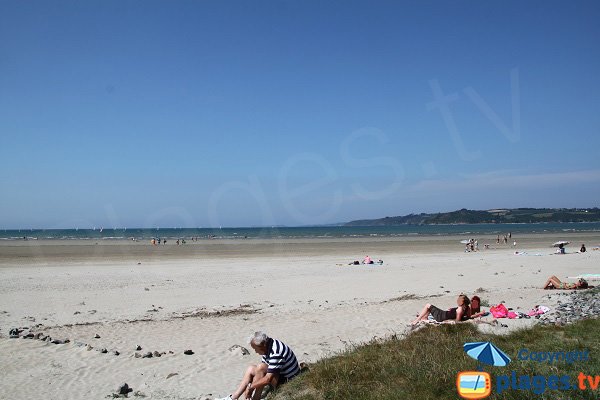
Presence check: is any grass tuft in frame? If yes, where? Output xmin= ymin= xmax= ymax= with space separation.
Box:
xmin=273 ymin=319 xmax=600 ymax=400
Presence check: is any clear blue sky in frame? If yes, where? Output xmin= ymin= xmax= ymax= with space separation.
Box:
xmin=1 ymin=1 xmax=599 ymax=228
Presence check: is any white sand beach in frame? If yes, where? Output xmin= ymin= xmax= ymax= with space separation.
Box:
xmin=1 ymin=233 xmax=599 ymax=399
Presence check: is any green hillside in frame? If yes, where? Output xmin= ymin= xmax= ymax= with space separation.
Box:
xmin=344 ymin=208 xmax=600 ymax=226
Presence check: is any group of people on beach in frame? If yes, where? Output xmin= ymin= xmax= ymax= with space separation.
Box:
xmin=217 ymin=272 xmax=594 ymax=400
xmin=497 ymin=232 xmax=512 ymax=244
xmin=410 ymin=294 xmax=486 ymax=325
xmin=410 ymin=274 xmax=594 ymax=328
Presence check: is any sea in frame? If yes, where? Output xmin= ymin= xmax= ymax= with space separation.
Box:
xmin=1 ymin=222 xmax=600 ymax=241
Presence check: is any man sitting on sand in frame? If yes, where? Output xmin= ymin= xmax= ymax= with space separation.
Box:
xmin=542 ymin=275 xmax=590 ymax=290
xmin=216 ymin=332 xmax=301 ymax=400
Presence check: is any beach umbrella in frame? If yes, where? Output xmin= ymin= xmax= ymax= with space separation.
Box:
xmin=552 ymin=241 xmax=570 ymax=247
xmin=463 ymin=342 xmax=511 ymax=367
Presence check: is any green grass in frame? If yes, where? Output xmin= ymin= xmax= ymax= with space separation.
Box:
xmin=272 ymin=318 xmax=600 ymax=400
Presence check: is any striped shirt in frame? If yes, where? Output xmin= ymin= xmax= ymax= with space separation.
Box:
xmin=261 ymin=338 xmax=301 ymax=379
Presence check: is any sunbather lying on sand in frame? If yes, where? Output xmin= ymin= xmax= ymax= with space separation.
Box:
xmin=542 ymin=275 xmax=590 ymax=290
xmin=411 ymin=294 xmax=471 ymax=325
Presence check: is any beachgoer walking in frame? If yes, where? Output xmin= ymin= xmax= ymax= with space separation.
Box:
xmin=215 ymin=332 xmax=300 ymax=400
xmin=580 ymin=244 xmax=586 ymax=253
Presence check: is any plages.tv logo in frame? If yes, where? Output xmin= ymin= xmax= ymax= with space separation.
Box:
xmin=456 ymin=371 xmax=492 ymax=399
xmin=457 ymin=341 xmax=511 ymax=399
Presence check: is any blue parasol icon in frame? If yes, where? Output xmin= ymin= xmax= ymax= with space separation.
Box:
xmin=464 ymin=342 xmax=511 ymax=367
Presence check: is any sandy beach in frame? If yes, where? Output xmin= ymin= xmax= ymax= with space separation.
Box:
xmin=1 ymin=233 xmax=599 ymax=399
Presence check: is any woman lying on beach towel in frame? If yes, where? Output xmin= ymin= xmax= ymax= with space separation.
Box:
xmin=542 ymin=275 xmax=591 ymax=290
xmin=411 ymin=294 xmax=471 ymax=325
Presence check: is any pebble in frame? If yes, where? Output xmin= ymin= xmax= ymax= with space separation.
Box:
xmin=183 ymin=349 xmax=194 ymax=355
xmin=9 ymin=328 xmax=21 ymax=338
xmin=113 ymin=350 xmax=120 ymax=356
xmin=135 ymin=345 xmax=142 ymax=351
xmin=117 ymin=383 xmax=133 ymax=395
xmin=100 ymin=348 xmax=108 ymax=354
xmin=142 ymin=352 xmax=153 ymax=358
xmin=538 ymin=288 xmax=600 ymax=326
xmin=153 ymin=351 xmax=161 ymax=357
xmin=228 ymin=345 xmax=250 ymax=356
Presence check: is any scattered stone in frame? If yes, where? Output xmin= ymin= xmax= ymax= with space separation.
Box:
xmin=117 ymin=383 xmax=133 ymax=395
xmin=135 ymin=345 xmax=142 ymax=351
xmin=144 ymin=287 xmax=150 ymax=291
xmin=100 ymin=348 xmax=108 ymax=354
xmin=87 ymin=345 xmax=94 ymax=351
xmin=183 ymin=349 xmax=194 ymax=355
xmin=153 ymin=351 xmax=161 ymax=357
xmin=228 ymin=345 xmax=250 ymax=356
xmin=94 ymin=334 xmax=101 ymax=339
xmin=9 ymin=328 xmax=21 ymax=338
xmin=166 ymin=372 xmax=178 ymax=379
xmin=34 ymin=333 xmax=44 ymax=339
xmin=51 ymin=339 xmax=70 ymax=344
xmin=134 ymin=352 xmax=141 ymax=358
xmin=142 ymin=352 xmax=153 ymax=358
xmin=538 ymin=287 xmax=600 ymax=326
xmin=74 ymin=311 xmax=81 ymax=315
xmin=113 ymin=350 xmax=120 ymax=356
xmin=23 ymin=332 xmax=35 ymax=339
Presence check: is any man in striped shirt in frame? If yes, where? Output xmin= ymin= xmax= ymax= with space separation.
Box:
xmin=215 ymin=332 xmax=301 ymax=400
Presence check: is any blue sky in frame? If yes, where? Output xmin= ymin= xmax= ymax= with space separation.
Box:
xmin=1 ymin=1 xmax=599 ymax=228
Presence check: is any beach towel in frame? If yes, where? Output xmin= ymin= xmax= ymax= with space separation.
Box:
xmin=527 ymin=305 xmax=550 ymax=317
xmin=490 ymin=304 xmax=509 ymax=318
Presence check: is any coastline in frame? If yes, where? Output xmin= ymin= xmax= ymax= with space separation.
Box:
xmin=1 ymin=231 xmax=599 ymax=265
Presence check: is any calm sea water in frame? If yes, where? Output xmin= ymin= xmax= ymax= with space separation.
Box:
xmin=2 ymin=223 xmax=600 ymax=241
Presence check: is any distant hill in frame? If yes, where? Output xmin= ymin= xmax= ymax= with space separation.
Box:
xmin=344 ymin=208 xmax=600 ymax=226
